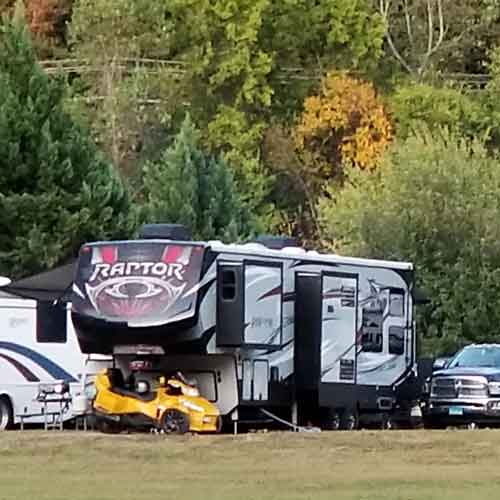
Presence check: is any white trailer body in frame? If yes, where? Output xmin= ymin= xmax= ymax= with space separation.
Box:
xmin=0 ymin=291 xmax=110 ymax=429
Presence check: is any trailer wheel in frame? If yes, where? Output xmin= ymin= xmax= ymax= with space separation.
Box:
xmin=381 ymin=413 xmax=397 ymax=430
xmin=0 ymin=396 xmax=13 ymax=431
xmin=340 ymin=409 xmax=358 ymax=431
xmin=323 ymin=410 xmax=341 ymax=431
xmin=160 ymin=409 xmax=190 ymax=434
xmin=96 ymin=419 xmax=123 ymax=434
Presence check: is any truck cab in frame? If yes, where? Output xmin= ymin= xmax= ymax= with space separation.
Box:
xmin=425 ymin=344 xmax=500 ymax=428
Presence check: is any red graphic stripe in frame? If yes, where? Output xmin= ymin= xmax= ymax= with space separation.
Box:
xmin=100 ymin=246 xmax=117 ymax=264
xmin=163 ymin=245 xmax=183 ymax=263
xmin=178 ymin=246 xmax=192 ymax=265
xmin=0 ymin=353 xmax=40 ymax=382
xmin=258 ymin=286 xmax=282 ymax=302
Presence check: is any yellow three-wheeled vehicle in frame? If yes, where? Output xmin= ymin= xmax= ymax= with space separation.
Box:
xmin=92 ymin=365 xmax=221 ymax=434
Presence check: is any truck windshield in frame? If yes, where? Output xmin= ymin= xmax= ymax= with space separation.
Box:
xmin=448 ymin=346 xmax=500 ymax=368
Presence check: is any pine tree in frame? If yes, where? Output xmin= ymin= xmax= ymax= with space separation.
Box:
xmin=143 ymin=114 xmax=257 ymax=242
xmin=0 ymin=17 xmax=137 ymax=279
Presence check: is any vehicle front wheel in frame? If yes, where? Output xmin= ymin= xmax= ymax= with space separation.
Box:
xmin=160 ymin=409 xmax=190 ymax=434
xmin=0 ymin=397 xmax=13 ymax=431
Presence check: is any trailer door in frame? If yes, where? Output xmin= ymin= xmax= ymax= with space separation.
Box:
xmin=320 ymin=272 xmax=358 ymax=384
xmin=216 ymin=262 xmax=244 ymax=347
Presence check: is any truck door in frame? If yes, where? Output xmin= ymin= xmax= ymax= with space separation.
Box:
xmin=320 ymin=272 xmax=358 ymax=384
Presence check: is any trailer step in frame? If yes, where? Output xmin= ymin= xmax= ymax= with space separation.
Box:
xmin=233 ymin=418 xmax=274 ymax=425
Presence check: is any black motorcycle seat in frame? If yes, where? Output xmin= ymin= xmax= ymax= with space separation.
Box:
xmin=110 ymin=386 xmax=157 ymax=402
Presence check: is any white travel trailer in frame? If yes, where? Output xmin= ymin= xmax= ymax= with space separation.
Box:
xmin=71 ymin=225 xmax=426 ymax=430
xmin=0 ymin=268 xmax=110 ymax=430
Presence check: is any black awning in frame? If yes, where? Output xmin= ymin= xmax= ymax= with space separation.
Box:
xmin=3 ymin=262 xmax=76 ymax=302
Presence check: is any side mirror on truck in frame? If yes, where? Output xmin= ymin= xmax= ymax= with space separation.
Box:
xmin=433 ymin=357 xmax=450 ymax=371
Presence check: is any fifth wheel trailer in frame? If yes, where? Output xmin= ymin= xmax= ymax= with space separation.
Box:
xmin=71 ymin=226 xmax=425 ymax=430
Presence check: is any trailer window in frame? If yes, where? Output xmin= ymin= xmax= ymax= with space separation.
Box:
xmin=36 ymin=301 xmax=67 ymax=343
xmin=183 ymin=371 xmax=217 ymax=402
xmin=361 ymin=332 xmax=383 ymax=352
xmin=221 ymin=269 xmax=237 ymax=301
xmin=361 ymin=310 xmax=383 ymax=352
xmin=389 ymin=290 xmax=405 ymax=317
xmin=389 ymin=326 xmax=405 ymax=355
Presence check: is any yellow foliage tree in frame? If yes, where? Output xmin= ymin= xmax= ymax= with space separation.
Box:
xmin=295 ymin=72 xmax=393 ymax=183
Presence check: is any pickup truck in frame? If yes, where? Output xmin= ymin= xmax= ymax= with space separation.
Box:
xmin=424 ymin=344 xmax=500 ymax=428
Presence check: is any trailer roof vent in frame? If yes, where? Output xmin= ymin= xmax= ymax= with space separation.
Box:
xmin=253 ymin=235 xmax=300 ymax=250
xmin=139 ymin=224 xmax=192 ymax=241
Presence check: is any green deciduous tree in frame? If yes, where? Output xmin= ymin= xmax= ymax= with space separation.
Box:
xmin=142 ymin=114 xmax=257 ymax=242
xmin=318 ymin=127 xmax=500 ymax=355
xmin=0 ymin=18 xmax=137 ymax=279
xmin=174 ymin=0 xmax=386 ymax=217
xmin=68 ymin=0 xmax=179 ymax=178
xmin=390 ymin=82 xmax=492 ymax=141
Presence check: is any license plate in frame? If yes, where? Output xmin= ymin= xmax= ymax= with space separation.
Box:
xmin=449 ymin=406 xmax=464 ymax=416
xmin=410 ymin=406 xmax=422 ymax=417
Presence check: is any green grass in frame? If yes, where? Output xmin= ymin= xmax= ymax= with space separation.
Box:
xmin=1 ymin=430 xmax=500 ymax=500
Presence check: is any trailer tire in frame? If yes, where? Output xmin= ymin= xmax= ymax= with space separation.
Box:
xmin=0 ymin=396 xmax=13 ymax=431
xmin=96 ymin=419 xmax=123 ymax=434
xmin=160 ymin=409 xmax=190 ymax=434
xmin=323 ymin=410 xmax=341 ymax=431
xmin=381 ymin=413 xmax=397 ymax=430
xmin=340 ymin=409 xmax=358 ymax=431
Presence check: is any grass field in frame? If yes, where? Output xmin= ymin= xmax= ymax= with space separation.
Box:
xmin=1 ymin=429 xmax=500 ymax=500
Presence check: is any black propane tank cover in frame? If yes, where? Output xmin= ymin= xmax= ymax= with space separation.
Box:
xmin=139 ymin=224 xmax=192 ymax=241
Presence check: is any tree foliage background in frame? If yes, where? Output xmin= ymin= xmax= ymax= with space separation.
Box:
xmin=0 ymin=15 xmax=136 ymax=278
xmin=143 ymin=114 xmax=258 ymax=242
xmin=318 ymin=128 xmax=500 ymax=354
xmin=4 ymin=0 xmax=500 ymax=353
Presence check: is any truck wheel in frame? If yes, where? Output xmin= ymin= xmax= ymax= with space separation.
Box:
xmin=0 ymin=397 xmax=13 ymax=431
xmin=160 ymin=409 xmax=190 ymax=434
xmin=340 ymin=409 xmax=358 ymax=431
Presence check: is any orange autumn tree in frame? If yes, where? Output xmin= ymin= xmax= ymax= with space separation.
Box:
xmin=295 ymin=72 xmax=393 ymax=185
xmin=26 ymin=0 xmax=71 ymax=49
xmin=1 ymin=0 xmax=71 ymax=54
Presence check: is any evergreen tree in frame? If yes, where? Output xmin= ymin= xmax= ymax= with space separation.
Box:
xmin=143 ymin=114 xmax=257 ymax=242
xmin=0 ymin=18 xmax=137 ymax=279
